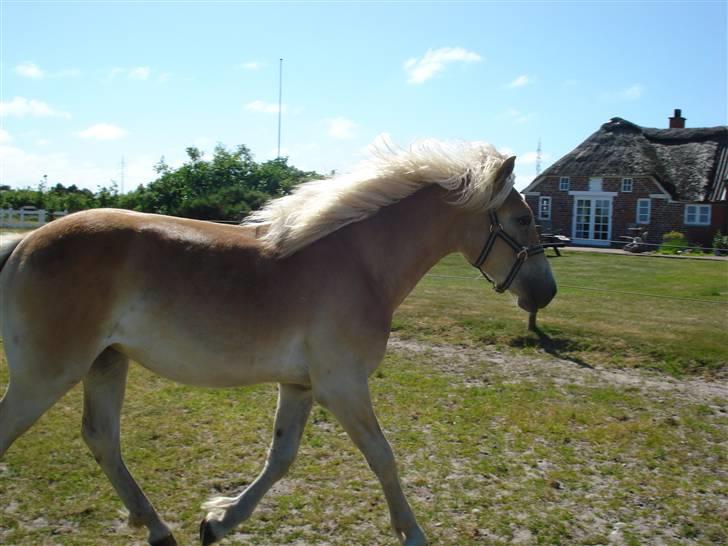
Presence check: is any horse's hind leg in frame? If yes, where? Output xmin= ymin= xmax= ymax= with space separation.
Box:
xmin=200 ymin=383 xmax=313 ymax=545
xmin=0 ymin=360 xmax=81 ymax=458
xmin=82 ymin=348 xmax=177 ymax=546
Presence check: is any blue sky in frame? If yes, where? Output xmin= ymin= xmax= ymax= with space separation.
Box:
xmin=1 ymin=0 xmax=726 ymax=192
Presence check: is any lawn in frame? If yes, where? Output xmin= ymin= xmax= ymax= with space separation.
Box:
xmin=395 ymin=250 xmax=728 ymax=376
xmin=0 ymin=250 xmax=726 ymax=545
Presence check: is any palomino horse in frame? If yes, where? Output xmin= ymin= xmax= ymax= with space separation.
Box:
xmin=0 ymin=140 xmax=556 ymax=545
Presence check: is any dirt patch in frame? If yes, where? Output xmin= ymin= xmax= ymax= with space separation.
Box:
xmin=387 ymin=335 xmax=728 ymax=406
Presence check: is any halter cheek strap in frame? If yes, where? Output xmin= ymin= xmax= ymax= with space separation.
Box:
xmin=472 ymin=210 xmax=544 ymax=293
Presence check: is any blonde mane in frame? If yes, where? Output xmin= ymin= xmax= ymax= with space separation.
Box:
xmin=243 ymin=137 xmax=514 ymax=257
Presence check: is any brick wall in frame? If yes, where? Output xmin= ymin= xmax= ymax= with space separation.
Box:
xmin=523 ymin=175 xmax=723 ymax=247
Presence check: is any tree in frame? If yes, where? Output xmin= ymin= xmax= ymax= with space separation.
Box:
xmin=0 ymin=143 xmax=324 ymax=221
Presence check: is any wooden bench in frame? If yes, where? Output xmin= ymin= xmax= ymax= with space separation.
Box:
xmin=539 ymin=234 xmax=569 ymax=256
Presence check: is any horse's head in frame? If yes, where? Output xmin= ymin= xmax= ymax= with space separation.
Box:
xmin=460 ymin=157 xmax=557 ymax=312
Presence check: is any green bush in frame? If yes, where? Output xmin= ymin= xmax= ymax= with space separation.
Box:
xmin=658 ymin=231 xmax=690 ymax=254
xmin=712 ymin=231 xmax=728 ymax=255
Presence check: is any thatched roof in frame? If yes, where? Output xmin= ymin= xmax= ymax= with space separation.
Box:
xmin=534 ymin=117 xmax=728 ymax=201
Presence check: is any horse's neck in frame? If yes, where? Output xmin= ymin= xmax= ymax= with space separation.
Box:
xmin=351 ymin=186 xmax=464 ymax=311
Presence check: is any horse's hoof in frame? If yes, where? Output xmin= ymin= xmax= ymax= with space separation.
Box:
xmin=200 ymin=518 xmax=218 ymax=546
xmin=150 ymin=534 xmax=178 ymax=546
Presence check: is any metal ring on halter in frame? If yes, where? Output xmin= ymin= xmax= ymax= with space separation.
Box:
xmin=471 ymin=210 xmax=544 ymax=293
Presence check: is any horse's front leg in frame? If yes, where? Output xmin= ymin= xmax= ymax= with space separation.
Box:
xmin=200 ymin=383 xmax=313 ymax=545
xmin=314 ymin=370 xmax=427 ymax=546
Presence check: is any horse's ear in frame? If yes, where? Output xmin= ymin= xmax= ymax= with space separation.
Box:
xmin=495 ymin=156 xmax=516 ymax=184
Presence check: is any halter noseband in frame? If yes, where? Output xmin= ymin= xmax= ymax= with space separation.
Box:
xmin=471 ymin=210 xmax=544 ymax=293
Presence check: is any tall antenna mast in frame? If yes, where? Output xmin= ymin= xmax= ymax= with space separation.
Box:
xmin=277 ymin=58 xmax=283 ymax=159
xmin=536 ymin=138 xmax=542 ymax=176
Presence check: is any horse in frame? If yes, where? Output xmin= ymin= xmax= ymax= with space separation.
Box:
xmin=0 ymin=139 xmax=556 ymax=546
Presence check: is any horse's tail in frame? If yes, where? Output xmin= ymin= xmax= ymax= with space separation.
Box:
xmin=0 ymin=234 xmax=26 ymax=273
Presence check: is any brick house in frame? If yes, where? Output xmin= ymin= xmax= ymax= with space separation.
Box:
xmin=522 ymin=110 xmax=728 ymax=247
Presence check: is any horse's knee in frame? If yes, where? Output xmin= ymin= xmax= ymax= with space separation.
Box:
xmin=81 ymin=417 xmax=112 ymax=459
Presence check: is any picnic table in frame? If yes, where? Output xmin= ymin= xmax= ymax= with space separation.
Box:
xmin=539 ymin=233 xmax=569 ymax=256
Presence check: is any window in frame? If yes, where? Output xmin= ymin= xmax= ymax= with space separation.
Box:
xmin=589 ymin=178 xmax=603 ymax=192
xmin=684 ymin=204 xmax=711 ymax=226
xmin=636 ymin=199 xmax=650 ymax=224
xmin=559 ymin=177 xmax=570 ymax=191
xmin=622 ymin=178 xmax=633 ymax=192
xmin=538 ymin=196 xmax=551 ymax=220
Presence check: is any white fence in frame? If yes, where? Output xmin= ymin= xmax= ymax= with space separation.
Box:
xmin=0 ymin=208 xmax=69 ymax=228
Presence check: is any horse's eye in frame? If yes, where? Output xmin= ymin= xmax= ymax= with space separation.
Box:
xmin=517 ymin=215 xmax=531 ymax=226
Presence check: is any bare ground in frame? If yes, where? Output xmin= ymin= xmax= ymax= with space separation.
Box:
xmin=387 ymin=335 xmax=728 ymax=406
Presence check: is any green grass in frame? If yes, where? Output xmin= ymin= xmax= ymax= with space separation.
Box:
xmin=394 ymin=251 xmax=728 ymax=376
xmin=0 ymin=350 xmax=725 ymax=545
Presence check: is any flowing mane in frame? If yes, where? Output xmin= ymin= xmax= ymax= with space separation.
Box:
xmin=244 ymin=137 xmax=514 ymax=257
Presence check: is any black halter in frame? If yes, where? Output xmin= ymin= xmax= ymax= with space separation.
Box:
xmin=472 ymin=210 xmax=545 ymax=293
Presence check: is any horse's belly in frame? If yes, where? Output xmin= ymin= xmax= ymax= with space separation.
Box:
xmin=112 ymin=325 xmax=311 ymax=388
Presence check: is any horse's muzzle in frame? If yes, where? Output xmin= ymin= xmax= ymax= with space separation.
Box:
xmin=517 ymin=282 xmax=557 ymax=312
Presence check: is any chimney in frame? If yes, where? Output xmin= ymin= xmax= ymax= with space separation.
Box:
xmin=669 ymin=108 xmax=686 ymax=129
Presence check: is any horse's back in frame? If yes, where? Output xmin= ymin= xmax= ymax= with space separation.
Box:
xmin=0 ymin=210 xmax=269 ymax=374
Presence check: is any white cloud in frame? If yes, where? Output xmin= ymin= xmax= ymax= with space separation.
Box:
xmin=502 ymin=108 xmax=535 ymax=124
xmin=0 ymin=145 xmax=159 ymax=190
xmin=520 ymin=151 xmax=540 ymax=164
xmin=327 ymin=117 xmax=358 ymax=140
xmin=240 ymin=61 xmax=263 ymax=70
xmin=514 ymin=173 xmax=536 ymax=192
xmin=78 ymin=123 xmax=128 ymax=140
xmin=16 ymin=62 xmax=44 ymax=79
xmin=498 ymin=146 xmax=515 ymax=158
xmin=508 ymin=74 xmax=530 ymax=88
xmin=601 ymin=84 xmax=645 ymax=101
xmin=128 ymin=66 xmax=151 ymax=80
xmin=107 ymin=66 xmax=152 ymax=80
xmin=0 ymin=145 xmax=103 ymax=188
xmin=108 ymin=67 xmax=125 ymax=79
xmin=15 ymin=63 xmax=81 ymax=80
xmin=620 ymin=84 xmax=644 ymax=100
xmin=0 ymin=129 xmax=12 ymax=144
xmin=245 ymin=100 xmax=285 ymax=114
xmin=0 ymin=97 xmax=71 ymax=118
xmin=404 ymin=47 xmax=482 ymax=84
xmin=519 ymin=150 xmax=551 ymax=165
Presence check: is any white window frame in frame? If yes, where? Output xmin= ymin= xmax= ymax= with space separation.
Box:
xmin=570 ymin=194 xmax=614 ymax=246
xmin=559 ymin=177 xmax=570 ymax=191
xmin=684 ymin=204 xmax=711 ymax=226
xmin=538 ymin=196 xmax=552 ymax=220
xmin=636 ymin=198 xmax=650 ymax=224
xmin=622 ymin=177 xmax=633 ymax=193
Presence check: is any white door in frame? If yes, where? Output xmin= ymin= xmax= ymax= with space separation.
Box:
xmin=573 ymin=198 xmax=611 ymax=245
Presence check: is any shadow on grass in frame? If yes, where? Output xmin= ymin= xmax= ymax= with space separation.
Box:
xmin=509 ymin=327 xmax=595 ymax=370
